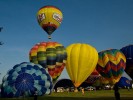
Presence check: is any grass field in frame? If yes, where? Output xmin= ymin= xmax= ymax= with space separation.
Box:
xmin=0 ymin=89 xmax=133 ymax=100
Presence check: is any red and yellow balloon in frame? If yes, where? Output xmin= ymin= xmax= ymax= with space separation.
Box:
xmin=85 ymin=69 xmax=100 ymax=84
xmin=37 ymin=6 xmax=63 ymax=39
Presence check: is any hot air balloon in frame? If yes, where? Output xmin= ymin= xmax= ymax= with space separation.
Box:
xmin=29 ymin=41 xmax=67 ymax=83
xmin=120 ymin=45 xmax=133 ymax=79
xmin=99 ymin=76 xmax=110 ymax=85
xmin=1 ymin=62 xmax=53 ymax=98
xmin=85 ymin=69 xmax=100 ymax=85
xmin=66 ymin=43 xmax=98 ymax=87
xmin=96 ymin=49 xmax=126 ymax=84
xmin=117 ymin=77 xmax=132 ymax=88
xmin=37 ymin=5 xmax=63 ymax=39
xmin=93 ymin=76 xmax=110 ymax=87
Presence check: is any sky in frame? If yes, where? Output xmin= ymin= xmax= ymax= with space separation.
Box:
xmin=0 ymin=0 xmax=133 ymax=83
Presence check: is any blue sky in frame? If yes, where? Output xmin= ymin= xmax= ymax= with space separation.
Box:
xmin=0 ymin=0 xmax=133 ymax=83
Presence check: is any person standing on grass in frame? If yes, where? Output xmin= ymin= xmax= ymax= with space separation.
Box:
xmin=66 ymin=88 xmax=70 ymax=93
xmin=34 ymin=91 xmax=38 ymax=100
xmin=113 ymin=82 xmax=120 ymax=100
xmin=81 ymin=88 xmax=85 ymax=96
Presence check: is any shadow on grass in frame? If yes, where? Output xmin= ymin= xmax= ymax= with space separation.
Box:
xmin=0 ymin=97 xmax=133 ymax=100
xmin=39 ymin=97 xmax=133 ymax=100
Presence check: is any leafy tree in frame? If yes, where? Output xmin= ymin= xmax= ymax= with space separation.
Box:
xmin=0 ymin=27 xmax=4 ymax=45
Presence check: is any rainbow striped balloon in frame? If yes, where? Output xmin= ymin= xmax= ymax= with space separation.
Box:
xmin=29 ymin=41 xmax=67 ymax=82
xmin=96 ymin=49 xmax=126 ymax=84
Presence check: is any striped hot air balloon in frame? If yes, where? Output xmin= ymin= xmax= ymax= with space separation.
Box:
xmin=96 ymin=49 xmax=126 ymax=84
xmin=29 ymin=41 xmax=67 ymax=83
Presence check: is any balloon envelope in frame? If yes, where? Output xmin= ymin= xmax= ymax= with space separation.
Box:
xmin=37 ymin=6 xmax=63 ymax=39
xmin=117 ymin=77 xmax=132 ymax=88
xmin=66 ymin=43 xmax=98 ymax=87
xmin=1 ymin=62 xmax=53 ymax=98
xmin=120 ymin=45 xmax=133 ymax=79
xmin=93 ymin=76 xmax=109 ymax=87
xmin=96 ymin=49 xmax=126 ymax=84
xmin=85 ymin=69 xmax=100 ymax=84
xmin=29 ymin=41 xmax=67 ymax=82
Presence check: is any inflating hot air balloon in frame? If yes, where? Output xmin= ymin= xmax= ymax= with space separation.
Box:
xmin=1 ymin=62 xmax=53 ymax=98
xmin=66 ymin=43 xmax=98 ymax=87
xmin=93 ymin=76 xmax=109 ymax=87
xmin=99 ymin=76 xmax=110 ymax=85
xmin=29 ymin=41 xmax=67 ymax=83
xmin=96 ymin=49 xmax=126 ymax=84
xmin=117 ymin=77 xmax=132 ymax=88
xmin=85 ymin=69 xmax=100 ymax=85
xmin=120 ymin=45 xmax=133 ymax=79
xmin=37 ymin=5 xmax=63 ymax=39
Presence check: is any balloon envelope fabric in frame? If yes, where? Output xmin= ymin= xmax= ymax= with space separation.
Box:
xmin=85 ymin=69 xmax=100 ymax=84
xmin=1 ymin=62 xmax=53 ymax=98
xmin=29 ymin=41 xmax=67 ymax=83
xmin=96 ymin=49 xmax=126 ymax=84
xmin=37 ymin=5 xmax=63 ymax=39
xmin=117 ymin=77 xmax=132 ymax=88
xmin=66 ymin=43 xmax=98 ymax=87
xmin=120 ymin=45 xmax=133 ymax=79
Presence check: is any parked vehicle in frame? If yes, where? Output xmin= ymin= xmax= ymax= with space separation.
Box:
xmin=57 ymin=87 xmax=64 ymax=92
xmin=85 ymin=86 xmax=95 ymax=91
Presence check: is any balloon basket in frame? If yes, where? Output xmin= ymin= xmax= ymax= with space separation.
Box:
xmin=48 ymin=35 xmax=51 ymax=39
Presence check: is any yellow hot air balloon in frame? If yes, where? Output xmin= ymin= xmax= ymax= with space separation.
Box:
xmin=66 ymin=43 xmax=98 ymax=87
xmin=37 ymin=5 xmax=63 ymax=39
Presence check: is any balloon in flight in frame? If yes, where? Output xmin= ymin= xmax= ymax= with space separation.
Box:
xmin=37 ymin=6 xmax=63 ymax=39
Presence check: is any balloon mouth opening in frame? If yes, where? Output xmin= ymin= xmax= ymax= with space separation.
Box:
xmin=108 ymin=78 xmax=120 ymax=85
xmin=42 ymin=24 xmax=57 ymax=34
xmin=74 ymin=82 xmax=81 ymax=88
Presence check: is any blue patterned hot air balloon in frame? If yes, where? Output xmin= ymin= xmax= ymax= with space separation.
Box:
xmin=1 ymin=62 xmax=53 ymax=98
xmin=120 ymin=45 xmax=133 ymax=79
xmin=117 ymin=77 xmax=132 ymax=88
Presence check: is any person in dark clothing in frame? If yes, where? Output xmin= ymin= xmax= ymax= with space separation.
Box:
xmin=34 ymin=91 xmax=38 ymax=100
xmin=113 ymin=82 xmax=120 ymax=100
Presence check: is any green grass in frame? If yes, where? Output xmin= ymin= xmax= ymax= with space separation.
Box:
xmin=1 ymin=89 xmax=133 ymax=100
